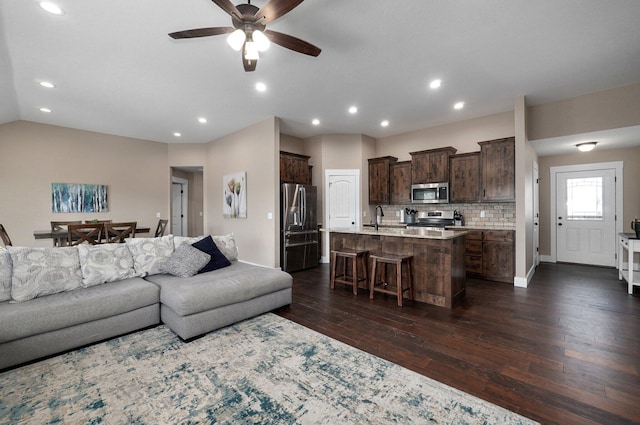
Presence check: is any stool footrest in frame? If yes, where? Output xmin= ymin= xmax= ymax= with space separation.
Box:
xmin=369 ymin=254 xmax=414 ymax=307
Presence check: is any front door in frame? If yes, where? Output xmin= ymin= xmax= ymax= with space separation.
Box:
xmin=556 ymin=168 xmax=616 ymax=266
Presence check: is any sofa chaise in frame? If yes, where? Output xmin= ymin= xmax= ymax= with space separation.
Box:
xmin=0 ymin=233 xmax=292 ymax=370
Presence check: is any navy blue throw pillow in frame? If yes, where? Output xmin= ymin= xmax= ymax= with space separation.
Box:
xmin=192 ymin=235 xmax=231 ymax=273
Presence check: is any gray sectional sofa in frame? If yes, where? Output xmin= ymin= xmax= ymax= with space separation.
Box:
xmin=0 ymin=234 xmax=292 ymax=370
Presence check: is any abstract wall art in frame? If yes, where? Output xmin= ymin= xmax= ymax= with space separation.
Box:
xmin=52 ymin=183 xmax=108 ymax=213
xmin=223 ymin=172 xmax=246 ymax=218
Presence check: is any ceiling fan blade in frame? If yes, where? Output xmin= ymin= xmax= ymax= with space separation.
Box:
xmin=255 ymin=0 xmax=304 ymax=24
xmin=264 ymin=30 xmax=321 ymax=56
xmin=169 ymin=27 xmax=234 ymax=39
xmin=210 ymin=0 xmax=243 ymax=19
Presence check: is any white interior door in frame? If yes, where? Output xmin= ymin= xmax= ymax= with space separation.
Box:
xmin=323 ymin=170 xmax=360 ymax=262
xmin=171 ymin=182 xmax=183 ymax=236
xmin=328 ymin=174 xmax=358 ymax=228
xmin=556 ymin=169 xmax=616 ymax=266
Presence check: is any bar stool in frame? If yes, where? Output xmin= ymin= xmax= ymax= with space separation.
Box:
xmin=369 ymin=253 xmax=413 ymax=307
xmin=330 ymin=249 xmax=369 ymax=295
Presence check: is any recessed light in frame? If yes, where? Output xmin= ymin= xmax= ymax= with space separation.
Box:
xmin=311 ymin=118 xmax=320 ymax=126
xmin=380 ymin=120 xmax=389 ymax=127
xmin=40 ymin=1 xmax=64 ymax=15
xmin=198 ymin=117 xmax=207 ymax=124
xmin=429 ymin=79 xmax=442 ymax=89
xmin=173 ymin=132 xmax=181 ymax=137
xmin=453 ymin=101 xmax=465 ymax=110
xmin=255 ymin=82 xmax=267 ymax=92
xmin=40 ymin=107 xmax=51 ymax=113
xmin=348 ymin=106 xmax=358 ymax=114
xmin=39 ymin=81 xmax=55 ymax=88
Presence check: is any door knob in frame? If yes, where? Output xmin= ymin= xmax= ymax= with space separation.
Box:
xmin=558 ymin=223 xmax=563 ymax=226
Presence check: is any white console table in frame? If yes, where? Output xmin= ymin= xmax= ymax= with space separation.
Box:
xmin=618 ymin=233 xmax=640 ymax=294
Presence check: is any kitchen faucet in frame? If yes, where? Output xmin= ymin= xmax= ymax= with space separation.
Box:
xmin=375 ymin=205 xmax=384 ymax=231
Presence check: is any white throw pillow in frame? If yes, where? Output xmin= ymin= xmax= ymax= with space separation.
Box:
xmin=9 ymin=246 xmax=83 ymax=302
xmin=173 ymin=235 xmax=205 ymax=249
xmin=125 ymin=235 xmax=174 ymax=277
xmin=78 ymin=243 xmax=139 ymax=287
xmin=0 ymin=247 xmax=11 ymax=302
xmin=212 ymin=233 xmax=238 ymax=262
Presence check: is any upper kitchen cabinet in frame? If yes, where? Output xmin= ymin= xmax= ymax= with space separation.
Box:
xmin=410 ymin=147 xmax=457 ymax=184
xmin=280 ymin=151 xmax=311 ymax=185
xmin=449 ymin=152 xmax=481 ymax=203
xmin=368 ymin=156 xmax=397 ymax=205
xmin=390 ymin=161 xmax=412 ymax=204
xmin=479 ymin=137 xmax=515 ymax=202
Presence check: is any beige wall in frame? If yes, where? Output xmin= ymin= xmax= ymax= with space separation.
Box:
xmin=0 ymin=121 xmax=168 ymax=247
xmin=528 ymin=82 xmax=640 ymax=141
xmin=207 ymin=117 xmax=280 ymax=267
xmin=168 ymin=143 xmax=208 ymax=235
xmin=171 ymin=168 xmax=204 ymax=237
xmin=280 ymin=134 xmax=305 ymax=155
xmin=537 ymin=146 xmax=640 ymax=257
xmin=514 ymin=96 xmax=538 ymax=284
xmin=375 ymin=111 xmax=515 ymax=159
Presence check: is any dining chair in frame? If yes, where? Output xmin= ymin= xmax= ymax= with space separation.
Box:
xmin=50 ymin=220 xmax=82 ymax=247
xmin=105 ymin=222 xmax=137 ymax=243
xmin=67 ymin=223 xmax=104 ymax=245
xmin=154 ymin=219 xmax=169 ymax=237
xmin=0 ymin=224 xmax=12 ymax=246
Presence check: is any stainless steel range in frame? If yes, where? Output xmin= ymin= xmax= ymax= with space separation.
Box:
xmin=407 ymin=210 xmax=455 ymax=230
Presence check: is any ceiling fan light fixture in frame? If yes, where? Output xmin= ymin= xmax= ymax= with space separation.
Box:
xmin=244 ymin=42 xmax=259 ymax=60
xmin=252 ymin=30 xmax=270 ymax=52
xmin=576 ymin=142 xmax=597 ymax=152
xmin=227 ymin=29 xmax=246 ymax=51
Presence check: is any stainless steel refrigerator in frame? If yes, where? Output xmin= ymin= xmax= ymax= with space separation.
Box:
xmin=281 ymin=183 xmax=319 ymax=272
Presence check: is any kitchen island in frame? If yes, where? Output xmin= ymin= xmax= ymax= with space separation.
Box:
xmin=327 ymin=227 xmax=468 ymax=308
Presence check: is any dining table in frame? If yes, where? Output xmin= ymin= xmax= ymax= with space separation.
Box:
xmin=33 ymin=226 xmax=151 ymax=244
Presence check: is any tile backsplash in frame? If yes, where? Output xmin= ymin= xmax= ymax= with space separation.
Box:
xmin=375 ymin=203 xmax=515 ymax=229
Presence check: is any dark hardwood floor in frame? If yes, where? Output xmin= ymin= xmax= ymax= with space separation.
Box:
xmin=276 ymin=262 xmax=640 ymax=425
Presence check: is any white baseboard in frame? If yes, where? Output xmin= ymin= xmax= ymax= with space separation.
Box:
xmin=320 ymin=256 xmax=329 ymax=264
xmin=514 ymin=263 xmax=538 ymax=288
xmin=540 ymin=255 xmax=554 ymax=263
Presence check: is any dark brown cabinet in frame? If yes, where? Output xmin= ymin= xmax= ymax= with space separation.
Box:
xmin=479 ymin=137 xmax=515 ymax=202
xmin=465 ymin=229 xmax=514 ymax=283
xmin=280 ymin=151 xmax=311 ymax=185
xmin=410 ymin=147 xmax=456 ymax=184
xmin=389 ymin=161 xmax=412 ymax=204
xmin=368 ymin=156 xmax=397 ymax=205
xmin=449 ymin=152 xmax=481 ymax=203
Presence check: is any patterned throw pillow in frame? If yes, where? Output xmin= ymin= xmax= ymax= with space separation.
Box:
xmin=192 ymin=235 xmax=231 ymax=273
xmin=78 ymin=243 xmax=139 ymax=287
xmin=125 ymin=235 xmax=174 ymax=277
xmin=0 ymin=247 xmax=11 ymax=302
xmin=211 ymin=234 xmax=238 ymax=262
xmin=161 ymin=243 xmax=211 ymax=277
xmin=173 ymin=235 xmax=205 ymax=249
xmin=8 ymin=246 xmax=83 ymax=302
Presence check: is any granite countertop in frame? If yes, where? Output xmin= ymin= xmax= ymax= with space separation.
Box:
xmin=363 ymin=222 xmax=515 ymax=231
xmin=326 ymin=226 xmax=469 ymax=240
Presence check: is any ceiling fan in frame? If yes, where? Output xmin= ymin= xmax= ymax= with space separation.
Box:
xmin=169 ymin=0 xmax=321 ymax=72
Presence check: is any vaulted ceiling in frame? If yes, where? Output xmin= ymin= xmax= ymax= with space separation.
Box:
xmin=1 ymin=0 xmax=640 ymax=152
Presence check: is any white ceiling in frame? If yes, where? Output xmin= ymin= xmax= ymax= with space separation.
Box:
xmin=1 ymin=0 xmax=640 ymax=155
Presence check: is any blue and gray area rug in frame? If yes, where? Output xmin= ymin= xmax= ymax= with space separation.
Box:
xmin=0 ymin=314 xmax=538 ymax=424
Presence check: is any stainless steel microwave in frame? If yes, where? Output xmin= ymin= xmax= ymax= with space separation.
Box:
xmin=411 ymin=182 xmax=449 ymax=204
